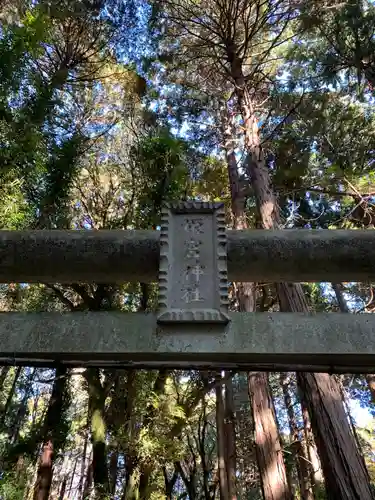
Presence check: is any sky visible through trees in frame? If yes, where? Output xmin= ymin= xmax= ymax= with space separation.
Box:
xmin=0 ymin=0 xmax=375 ymax=499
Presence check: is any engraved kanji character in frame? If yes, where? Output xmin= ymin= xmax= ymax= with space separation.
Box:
xmin=182 ymin=287 xmax=204 ymax=303
xmin=184 ymin=218 xmax=204 ymax=234
xmin=185 ymin=239 xmax=200 ymax=259
xmin=190 ymin=287 xmax=204 ymax=302
xmin=185 ymin=264 xmax=204 ymax=283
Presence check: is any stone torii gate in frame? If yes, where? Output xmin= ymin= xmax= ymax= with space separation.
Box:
xmin=0 ymin=201 xmax=374 ymax=373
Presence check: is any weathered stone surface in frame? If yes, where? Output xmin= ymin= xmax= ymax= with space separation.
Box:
xmin=0 ymin=230 xmax=159 ymax=284
xmin=0 ymin=311 xmax=375 ymax=372
xmin=0 ymin=229 xmax=373 ymax=283
xmin=157 ymin=202 xmax=229 ymax=323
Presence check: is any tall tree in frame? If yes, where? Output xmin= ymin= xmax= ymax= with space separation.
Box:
xmin=1 ymin=0 xmax=375 ymax=498
xmin=298 ymin=0 xmax=375 ymax=93
xmin=280 ymin=373 xmax=313 ymax=500
xmin=148 ymin=0 xmax=375 ymax=497
xmin=33 ymin=367 xmax=70 ymax=500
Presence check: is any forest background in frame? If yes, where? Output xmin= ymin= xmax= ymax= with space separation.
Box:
xmin=0 ymin=0 xmax=375 ymax=499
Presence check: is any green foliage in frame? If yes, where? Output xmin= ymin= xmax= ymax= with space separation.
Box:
xmin=0 ymin=177 xmax=33 ymax=229
xmin=0 ymin=7 xmax=50 ymax=92
xmin=0 ymin=1 xmax=375 ymax=499
xmin=0 ymin=468 xmax=28 ymax=500
xmin=304 ymin=283 xmax=335 ymax=312
xmin=35 ymin=133 xmax=84 ymax=228
xmin=193 ymin=156 xmax=230 ymax=202
xmin=4 ymin=427 xmax=43 ymax=466
xmin=0 ymin=8 xmax=52 ymax=225
xmin=297 ymin=0 xmax=375 ymax=93
xmin=133 ymin=129 xmax=191 ymax=227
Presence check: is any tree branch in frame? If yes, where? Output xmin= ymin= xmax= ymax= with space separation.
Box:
xmin=43 ymin=284 xmax=76 ymax=311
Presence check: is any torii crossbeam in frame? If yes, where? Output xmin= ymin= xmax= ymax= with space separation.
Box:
xmin=0 ymin=201 xmax=374 ymax=372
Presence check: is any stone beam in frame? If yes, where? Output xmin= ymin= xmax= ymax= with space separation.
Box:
xmin=0 ymin=311 xmax=374 ymax=372
xmin=0 ymin=229 xmax=373 ymax=283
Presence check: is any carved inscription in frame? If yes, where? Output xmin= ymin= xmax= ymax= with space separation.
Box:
xmin=157 ymin=201 xmax=229 ymax=324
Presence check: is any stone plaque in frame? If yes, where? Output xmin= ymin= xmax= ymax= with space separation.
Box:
xmin=157 ymin=201 xmax=229 ymax=324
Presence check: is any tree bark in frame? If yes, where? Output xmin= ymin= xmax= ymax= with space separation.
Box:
xmin=78 ymin=418 xmax=89 ymax=499
xmin=122 ymin=460 xmax=138 ymax=500
xmin=221 ymin=103 xmax=290 ymax=500
xmin=175 ymin=460 xmax=197 ymax=499
xmin=198 ymin=395 xmax=212 ymax=500
xmin=106 ymin=370 xmax=136 ymax=497
xmin=58 ymin=475 xmax=68 ymax=500
xmin=282 ymin=277 xmax=374 ymax=499
xmin=86 ymin=368 xmax=109 ymax=497
xmin=221 ymin=104 xmax=247 ymax=232
xmin=138 ymin=369 xmax=169 ymax=499
xmin=248 ymin=372 xmax=291 ymax=500
xmin=0 ymin=366 xmax=21 ymax=425
xmin=216 ymin=376 xmax=229 ymax=500
xmin=33 ymin=366 xmax=68 ymax=500
xmin=332 ymin=283 xmax=350 ymax=313
xmin=163 ymin=467 xmax=178 ymax=499
xmin=10 ymin=368 xmax=35 ymax=443
xmin=301 ymin=400 xmax=323 ymax=497
xmin=67 ymin=455 xmax=79 ymax=497
xmin=332 ymin=286 xmax=372 ymax=468
xmin=338 ymin=375 xmax=364 ymax=455
xmin=228 ymin=50 xmax=374 ymax=497
xmin=280 ymin=373 xmax=313 ymax=500
xmin=366 ymin=374 xmax=375 ymax=405
xmin=109 ymin=449 xmax=119 ymax=495
xmin=220 ymin=108 xmax=243 ymax=500
xmin=82 ymin=457 xmax=93 ymax=500
xmin=224 ymin=377 xmax=237 ymax=500
xmin=138 ymin=463 xmax=153 ymax=500
xmin=297 ymin=372 xmax=373 ymax=499
xmin=0 ymin=366 xmax=10 ymax=393
xmin=333 ymin=282 xmax=375 ymax=405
